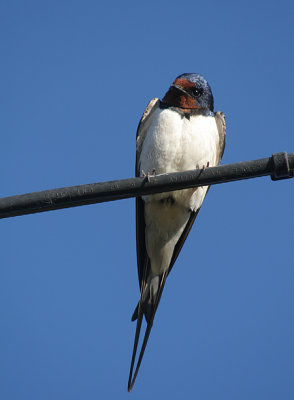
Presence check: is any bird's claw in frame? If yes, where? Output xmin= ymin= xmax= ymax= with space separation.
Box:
xmin=196 ymin=161 xmax=210 ymax=170
xmin=142 ymin=169 xmax=156 ymax=182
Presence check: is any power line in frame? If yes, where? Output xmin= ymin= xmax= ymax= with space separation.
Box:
xmin=0 ymin=152 xmax=293 ymax=220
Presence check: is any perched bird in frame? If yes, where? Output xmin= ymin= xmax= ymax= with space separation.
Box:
xmin=128 ymin=73 xmax=226 ymax=391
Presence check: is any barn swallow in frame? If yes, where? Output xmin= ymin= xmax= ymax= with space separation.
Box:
xmin=128 ymin=73 xmax=226 ymax=391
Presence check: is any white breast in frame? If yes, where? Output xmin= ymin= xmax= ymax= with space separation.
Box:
xmin=139 ymin=107 xmax=219 ymax=211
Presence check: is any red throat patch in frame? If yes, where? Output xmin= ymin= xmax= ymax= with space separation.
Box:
xmin=162 ymin=78 xmax=200 ymax=109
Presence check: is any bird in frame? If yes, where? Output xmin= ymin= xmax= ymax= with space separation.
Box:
xmin=128 ymin=73 xmax=226 ymax=391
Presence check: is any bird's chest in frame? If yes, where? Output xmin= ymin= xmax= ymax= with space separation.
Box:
xmin=139 ymin=108 xmax=219 ymax=175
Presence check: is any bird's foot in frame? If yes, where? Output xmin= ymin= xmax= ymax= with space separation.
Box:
xmin=196 ymin=161 xmax=210 ymax=170
xmin=142 ymin=169 xmax=156 ymax=182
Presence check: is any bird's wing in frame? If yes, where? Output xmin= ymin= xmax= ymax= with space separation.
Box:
xmin=136 ymin=98 xmax=160 ymax=175
xmin=214 ymin=111 xmax=226 ymax=164
xmin=167 ymin=208 xmax=200 ymax=275
xmin=129 ymin=98 xmax=164 ymax=391
xmin=135 ymin=98 xmax=160 ymax=287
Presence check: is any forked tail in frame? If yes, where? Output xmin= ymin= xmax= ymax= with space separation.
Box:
xmin=128 ymin=271 xmax=168 ymax=392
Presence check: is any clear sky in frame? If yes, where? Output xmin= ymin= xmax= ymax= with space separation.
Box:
xmin=0 ymin=1 xmax=293 ymax=399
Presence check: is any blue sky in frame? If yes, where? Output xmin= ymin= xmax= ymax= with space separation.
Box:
xmin=0 ymin=1 xmax=293 ymax=399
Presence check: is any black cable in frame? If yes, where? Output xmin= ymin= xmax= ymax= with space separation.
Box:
xmin=0 ymin=152 xmax=293 ymax=220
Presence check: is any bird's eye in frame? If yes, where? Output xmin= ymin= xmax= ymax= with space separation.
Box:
xmin=192 ymin=87 xmax=203 ymax=98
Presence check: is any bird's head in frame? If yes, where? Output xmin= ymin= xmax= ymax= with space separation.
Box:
xmin=162 ymin=73 xmax=214 ymax=111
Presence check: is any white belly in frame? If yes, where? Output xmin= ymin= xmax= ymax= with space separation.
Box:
xmin=138 ymin=107 xmax=220 ymax=275
xmin=139 ymin=107 xmax=219 ymax=211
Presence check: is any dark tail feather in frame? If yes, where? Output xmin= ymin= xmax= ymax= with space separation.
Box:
xmin=128 ymin=272 xmax=168 ymax=392
xmin=131 ymin=304 xmax=139 ymax=321
xmin=128 ymin=307 xmax=143 ymax=391
xmin=131 ymin=297 xmax=154 ymax=323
